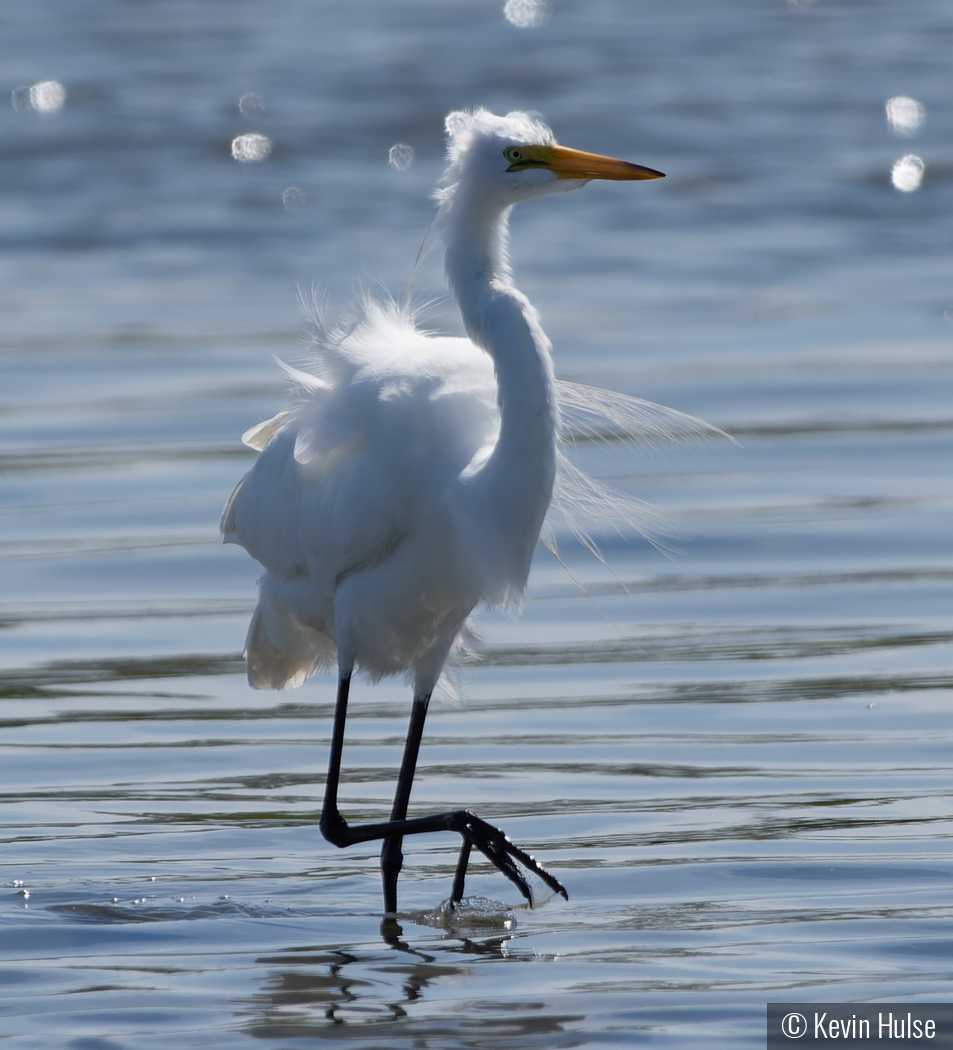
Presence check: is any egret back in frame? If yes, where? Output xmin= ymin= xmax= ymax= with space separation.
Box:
xmin=222 ymin=300 xmax=501 ymax=688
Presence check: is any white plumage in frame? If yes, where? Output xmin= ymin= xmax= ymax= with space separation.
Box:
xmin=223 ymin=110 xmax=712 ymax=698
xmin=223 ymin=296 xmax=504 ymax=691
xmin=221 ymin=109 xmax=713 ymax=909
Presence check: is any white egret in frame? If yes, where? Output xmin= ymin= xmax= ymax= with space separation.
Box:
xmin=223 ymin=109 xmax=679 ymax=913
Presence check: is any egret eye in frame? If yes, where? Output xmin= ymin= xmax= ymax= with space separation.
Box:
xmin=504 ymin=147 xmax=523 ymax=162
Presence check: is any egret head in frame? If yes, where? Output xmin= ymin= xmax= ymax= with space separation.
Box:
xmin=437 ymin=108 xmax=664 ymax=211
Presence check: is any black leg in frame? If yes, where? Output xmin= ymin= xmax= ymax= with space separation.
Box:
xmin=318 ymin=675 xmax=568 ymax=908
xmin=381 ymin=693 xmax=430 ymax=913
xmin=318 ymin=673 xmax=352 ymax=846
xmin=451 ymin=839 xmax=472 ymax=905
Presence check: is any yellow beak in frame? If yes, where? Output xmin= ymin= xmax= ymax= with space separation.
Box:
xmin=506 ymin=144 xmax=665 ymax=181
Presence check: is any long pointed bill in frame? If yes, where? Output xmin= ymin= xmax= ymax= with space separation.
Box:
xmin=505 ymin=143 xmax=664 ymax=181
xmin=545 ymin=145 xmax=664 ymax=181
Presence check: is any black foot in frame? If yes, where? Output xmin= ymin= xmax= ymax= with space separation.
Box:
xmin=320 ymin=803 xmax=567 ymax=909
xmin=449 ymin=810 xmax=568 ymax=907
xmin=380 ymin=915 xmax=404 ymax=944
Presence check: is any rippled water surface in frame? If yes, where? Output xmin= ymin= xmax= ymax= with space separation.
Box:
xmin=3 ymin=1 xmax=953 ymax=1046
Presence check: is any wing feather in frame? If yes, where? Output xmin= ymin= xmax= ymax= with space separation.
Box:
xmin=548 ymin=380 xmax=733 ymax=566
xmin=223 ymin=294 xmax=732 ymax=686
xmin=222 ymin=297 xmax=499 ymax=591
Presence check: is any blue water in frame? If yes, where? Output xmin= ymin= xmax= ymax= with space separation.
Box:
xmin=3 ymin=0 xmax=953 ymax=1046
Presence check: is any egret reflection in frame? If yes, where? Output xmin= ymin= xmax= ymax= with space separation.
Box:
xmin=885 ymin=95 xmax=925 ymax=137
xmin=231 ymin=133 xmax=272 ymax=162
xmin=240 ymin=931 xmax=576 ymax=1041
xmin=891 ymin=153 xmax=924 ymax=192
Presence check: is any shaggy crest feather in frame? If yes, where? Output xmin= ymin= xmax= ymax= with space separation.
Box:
xmin=434 ymin=108 xmax=556 ymax=214
xmin=443 ymin=108 xmax=555 ymax=168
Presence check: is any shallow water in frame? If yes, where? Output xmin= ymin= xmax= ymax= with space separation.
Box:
xmin=2 ymin=0 xmax=953 ymax=1046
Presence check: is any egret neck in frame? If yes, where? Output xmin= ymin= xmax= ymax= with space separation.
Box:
xmin=443 ymin=193 xmax=557 ymax=598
